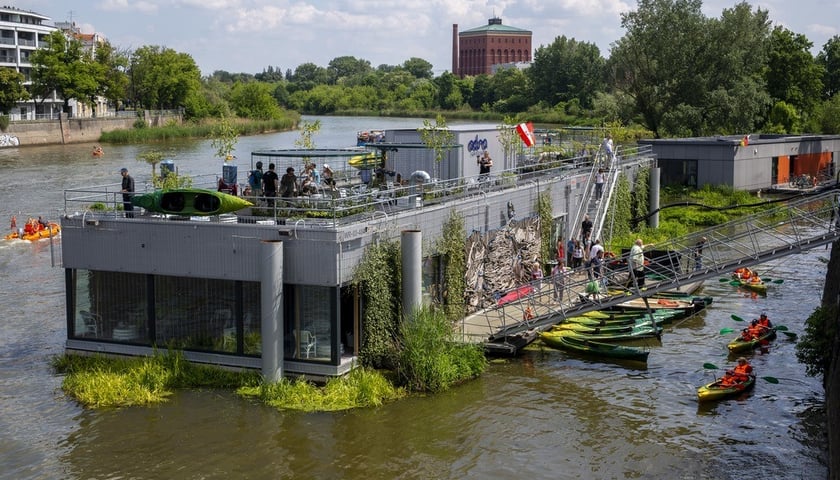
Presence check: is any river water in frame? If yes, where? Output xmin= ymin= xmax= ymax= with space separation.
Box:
xmin=0 ymin=116 xmax=829 ymax=479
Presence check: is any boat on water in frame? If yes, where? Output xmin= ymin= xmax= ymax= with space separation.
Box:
xmin=554 ymin=319 xmax=658 ymax=334
xmin=612 ymin=296 xmax=709 ymax=317
xmin=548 ymin=323 xmax=661 ymax=342
xmin=564 ymin=314 xmax=671 ymax=328
xmin=356 ymin=130 xmax=384 ymax=146
xmin=697 ymin=374 xmax=756 ymax=402
xmin=4 ymin=221 xmax=61 ymax=241
xmin=131 ymin=189 xmax=253 ymax=216
xmin=540 ymin=330 xmax=649 ymax=362
xmin=727 ymin=328 xmax=777 ymax=353
xmin=580 ymin=308 xmax=683 ymax=323
xmin=735 ymin=278 xmax=767 ymax=295
xmin=731 ymin=268 xmax=767 ymax=294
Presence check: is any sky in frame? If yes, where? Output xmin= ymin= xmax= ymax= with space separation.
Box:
xmin=17 ymin=0 xmax=840 ymax=77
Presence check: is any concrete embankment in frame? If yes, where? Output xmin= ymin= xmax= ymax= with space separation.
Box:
xmin=2 ymin=111 xmax=182 ymax=147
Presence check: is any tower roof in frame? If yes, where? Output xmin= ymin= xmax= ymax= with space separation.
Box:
xmin=460 ymin=17 xmax=531 ymax=35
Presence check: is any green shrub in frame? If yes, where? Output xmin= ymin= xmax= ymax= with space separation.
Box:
xmin=0 ymin=115 xmax=9 ymax=132
xmin=395 ymin=307 xmax=487 ymax=392
xmin=796 ymin=304 xmax=837 ymax=379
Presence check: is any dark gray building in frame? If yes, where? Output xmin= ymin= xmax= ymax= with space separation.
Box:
xmin=639 ymin=134 xmax=840 ymax=190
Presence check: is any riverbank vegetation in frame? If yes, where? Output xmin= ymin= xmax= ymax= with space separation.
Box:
xmin=604 ymin=182 xmax=780 ymax=252
xmin=99 ymin=117 xmax=298 ymax=144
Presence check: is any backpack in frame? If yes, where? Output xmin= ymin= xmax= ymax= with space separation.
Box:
xmin=248 ymin=169 xmax=262 ymax=188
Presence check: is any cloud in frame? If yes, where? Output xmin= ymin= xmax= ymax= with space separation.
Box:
xmin=99 ymin=0 xmax=159 ymax=14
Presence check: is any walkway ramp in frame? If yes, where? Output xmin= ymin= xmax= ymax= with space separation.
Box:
xmin=460 ymin=190 xmax=840 ymax=353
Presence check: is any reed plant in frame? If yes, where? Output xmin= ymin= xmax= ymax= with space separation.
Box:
xmin=238 ymin=368 xmax=405 ymax=411
xmin=99 ymin=118 xmax=297 ymax=144
xmin=52 ymin=350 xmax=261 ymax=408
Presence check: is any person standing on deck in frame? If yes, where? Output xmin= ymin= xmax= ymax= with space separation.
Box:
xmin=629 ymin=238 xmax=645 ymax=288
xmin=120 ymin=168 xmax=134 ymax=218
xmin=594 ymin=168 xmax=605 ymax=201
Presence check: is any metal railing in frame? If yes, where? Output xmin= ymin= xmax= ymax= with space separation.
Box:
xmin=459 ymin=190 xmax=840 ymax=343
xmin=62 ymin=154 xmax=609 ymax=226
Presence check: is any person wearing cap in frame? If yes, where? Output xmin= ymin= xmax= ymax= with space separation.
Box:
xmin=757 ymin=313 xmax=772 ymax=329
xmin=720 ymin=357 xmax=753 ymax=386
xmin=322 ymin=164 xmax=335 ymax=189
xmin=120 ymin=168 xmax=134 ymax=218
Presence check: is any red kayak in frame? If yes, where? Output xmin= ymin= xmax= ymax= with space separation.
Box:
xmin=498 ymin=285 xmax=534 ymax=306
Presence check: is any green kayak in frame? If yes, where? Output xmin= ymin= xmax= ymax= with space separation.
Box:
xmin=540 ymin=331 xmax=649 ymax=362
xmin=581 ymin=309 xmax=682 ymax=323
xmin=131 ymin=189 xmax=253 ymax=216
xmin=554 ymin=322 xmax=659 ymax=336
xmin=559 ymin=317 xmax=660 ymax=331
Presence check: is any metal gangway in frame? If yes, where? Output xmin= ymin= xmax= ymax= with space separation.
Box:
xmin=460 ymin=189 xmax=840 ymax=352
xmin=568 ymin=145 xmax=655 ymax=245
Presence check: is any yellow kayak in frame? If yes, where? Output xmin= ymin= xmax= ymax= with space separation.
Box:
xmin=348 ymin=152 xmax=380 ymax=169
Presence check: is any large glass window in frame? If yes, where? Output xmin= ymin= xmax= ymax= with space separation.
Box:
xmin=72 ymin=270 xmax=147 ymax=342
xmin=285 ymin=285 xmax=334 ymax=362
xmin=154 ymin=275 xmax=237 ymax=352
xmin=71 ymin=270 xmax=262 ymax=355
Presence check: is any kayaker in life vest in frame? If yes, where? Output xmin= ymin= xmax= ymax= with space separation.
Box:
xmin=23 ymin=218 xmax=36 ymax=235
xmin=757 ymin=313 xmax=772 ymax=329
xmin=721 ymin=357 xmax=753 ymax=386
xmin=747 ymin=320 xmax=765 ymax=338
xmin=750 ymin=273 xmax=761 ymax=284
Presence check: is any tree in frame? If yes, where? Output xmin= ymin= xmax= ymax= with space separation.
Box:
xmin=435 ymin=72 xmax=462 ymax=109
xmin=765 ymin=26 xmax=824 ymax=122
xmin=211 ymin=115 xmax=238 ymax=162
xmin=402 ymin=57 xmax=433 ymax=79
xmin=817 ymin=36 xmax=840 ymax=99
xmin=609 ymin=0 xmax=772 ymax=137
xmin=92 ymin=41 xmax=129 ymax=111
xmin=327 ymin=56 xmax=372 ymax=84
xmin=228 ymin=82 xmax=282 ymax=119
xmin=289 ymin=63 xmax=329 ymax=92
xmin=529 ymin=36 xmax=605 ymax=109
xmin=0 ymin=68 xmax=29 ymax=114
xmin=609 ymin=0 xmax=710 ymax=136
xmin=294 ymin=119 xmax=321 ymax=150
xmin=129 ymin=45 xmax=202 ymax=110
xmin=418 ymin=114 xmax=454 ymax=178
xmin=489 ymin=68 xmax=531 ymax=113
xmin=29 ymin=31 xmax=87 ymax=114
xmin=816 ymin=94 xmax=840 ymax=133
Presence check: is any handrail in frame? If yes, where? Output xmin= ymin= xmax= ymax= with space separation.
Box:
xmin=479 ymin=190 xmax=840 ymax=340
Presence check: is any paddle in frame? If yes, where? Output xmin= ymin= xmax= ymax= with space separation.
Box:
xmin=719 ymin=278 xmax=732 ymax=282
xmin=720 ymin=328 xmax=736 ymax=335
xmin=731 ymin=314 xmax=745 ymax=322
xmin=702 ymin=363 xmax=779 ymax=384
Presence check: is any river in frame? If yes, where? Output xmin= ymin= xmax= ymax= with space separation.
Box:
xmin=0 ymin=116 xmax=829 ymax=479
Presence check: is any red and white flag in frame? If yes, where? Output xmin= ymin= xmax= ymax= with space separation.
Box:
xmin=516 ymin=122 xmax=535 ymax=147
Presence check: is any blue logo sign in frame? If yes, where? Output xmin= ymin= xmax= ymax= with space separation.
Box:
xmin=467 ymin=135 xmax=488 ymax=155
